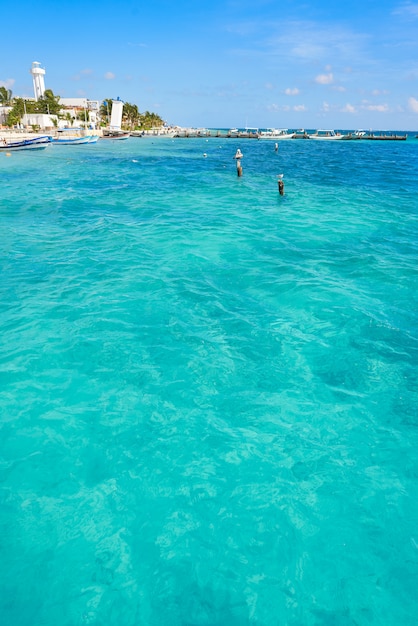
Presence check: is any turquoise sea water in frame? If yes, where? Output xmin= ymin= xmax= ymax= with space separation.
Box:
xmin=1 ymin=135 xmax=418 ymax=625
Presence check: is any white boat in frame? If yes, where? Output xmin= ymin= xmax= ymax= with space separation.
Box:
xmin=342 ymin=130 xmax=367 ymax=140
xmin=0 ymin=135 xmax=50 ymax=151
xmin=258 ymin=128 xmax=294 ymax=140
xmin=292 ymin=129 xmax=310 ymax=139
xmin=309 ymin=129 xmax=346 ymax=140
xmin=51 ymin=128 xmax=100 ymax=145
xmin=52 ymin=135 xmax=91 ymax=145
xmin=101 ymin=129 xmax=130 ymax=139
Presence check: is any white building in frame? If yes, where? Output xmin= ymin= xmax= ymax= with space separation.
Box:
xmin=59 ymin=97 xmax=100 ymax=127
xmin=30 ymin=61 xmax=46 ymax=101
xmin=21 ymin=113 xmax=58 ymax=129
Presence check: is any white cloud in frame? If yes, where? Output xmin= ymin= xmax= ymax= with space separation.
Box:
xmin=315 ymin=73 xmax=334 ymax=85
xmin=269 ymin=21 xmax=369 ymax=66
xmin=265 ymin=82 xmax=274 ymax=90
xmin=284 ymin=87 xmax=300 ymax=96
xmin=321 ymin=101 xmax=330 ymax=112
xmin=341 ymin=103 xmax=357 ymax=113
xmin=104 ymin=72 xmax=115 ymax=80
xmin=266 ymin=103 xmax=290 ymax=112
xmin=293 ymin=104 xmax=306 ymax=111
xmin=363 ymin=103 xmax=389 ymax=112
xmin=72 ymin=69 xmax=93 ymax=81
xmin=393 ymin=2 xmax=418 ymax=18
xmin=371 ymin=89 xmax=389 ymax=96
xmin=332 ymin=85 xmax=346 ymax=92
xmin=408 ymin=96 xmax=418 ymax=112
xmin=0 ymin=78 xmax=15 ymax=89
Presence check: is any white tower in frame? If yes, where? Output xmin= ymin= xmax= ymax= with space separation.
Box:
xmin=30 ymin=61 xmax=46 ymax=101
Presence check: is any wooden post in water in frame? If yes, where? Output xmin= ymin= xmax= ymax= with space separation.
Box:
xmin=234 ymin=148 xmax=243 ymax=177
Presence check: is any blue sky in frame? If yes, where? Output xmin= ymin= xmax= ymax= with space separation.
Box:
xmin=1 ymin=0 xmax=418 ymax=129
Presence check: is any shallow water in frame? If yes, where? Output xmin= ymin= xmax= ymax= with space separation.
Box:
xmin=1 ymin=136 xmax=418 ymax=625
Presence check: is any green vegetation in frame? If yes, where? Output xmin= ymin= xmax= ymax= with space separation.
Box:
xmin=2 ymin=88 xmax=166 ymax=129
xmin=0 ymin=86 xmax=13 ymax=105
xmin=4 ymin=88 xmax=62 ymax=126
xmin=100 ymin=99 xmax=165 ymax=130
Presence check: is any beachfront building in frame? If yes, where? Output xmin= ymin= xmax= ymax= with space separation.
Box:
xmin=59 ymin=98 xmax=100 ymax=128
xmin=21 ymin=113 xmax=58 ymax=130
xmin=30 ymin=62 xmax=46 ymax=101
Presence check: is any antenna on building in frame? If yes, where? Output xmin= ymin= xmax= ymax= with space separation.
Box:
xmin=30 ymin=61 xmax=46 ymax=101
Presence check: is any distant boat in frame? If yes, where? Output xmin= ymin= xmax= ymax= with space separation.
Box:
xmin=292 ymin=129 xmax=310 ymax=139
xmin=258 ymin=128 xmax=294 ymax=140
xmin=101 ymin=130 xmax=130 ymax=139
xmin=0 ymin=135 xmax=50 ymax=151
xmin=309 ymin=129 xmax=347 ymax=140
xmin=343 ymin=130 xmax=367 ymax=140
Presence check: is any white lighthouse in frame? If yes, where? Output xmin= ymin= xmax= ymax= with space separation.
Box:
xmin=30 ymin=61 xmax=46 ymax=101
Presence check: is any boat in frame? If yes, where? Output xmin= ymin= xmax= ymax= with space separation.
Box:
xmin=309 ymin=129 xmax=347 ymax=140
xmin=0 ymin=135 xmax=51 ymax=151
xmin=292 ymin=129 xmax=310 ymax=139
xmin=52 ymin=135 xmax=91 ymax=145
xmin=101 ymin=129 xmax=130 ymax=139
xmin=258 ymin=128 xmax=294 ymax=140
xmin=342 ymin=130 xmax=367 ymax=140
xmin=51 ymin=128 xmax=100 ymax=145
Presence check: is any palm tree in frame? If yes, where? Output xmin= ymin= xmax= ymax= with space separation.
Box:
xmin=37 ymin=88 xmax=61 ymax=115
xmin=99 ymin=99 xmax=113 ymax=126
xmin=123 ymin=102 xmax=139 ymax=129
xmin=139 ymin=110 xmax=164 ymax=130
xmin=0 ymin=86 xmax=13 ymax=106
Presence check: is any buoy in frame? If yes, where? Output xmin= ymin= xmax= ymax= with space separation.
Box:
xmin=203 ymin=153 xmax=207 ymax=157
xmin=6 ymin=152 xmax=11 ymax=157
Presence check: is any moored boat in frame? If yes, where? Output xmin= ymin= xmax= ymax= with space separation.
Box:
xmin=50 ymin=128 xmax=100 ymax=145
xmin=101 ymin=129 xmax=130 ymax=139
xmin=258 ymin=128 xmax=294 ymax=140
xmin=292 ymin=129 xmax=310 ymax=139
xmin=0 ymin=135 xmax=51 ymax=151
xmin=309 ymin=129 xmax=347 ymax=140
xmin=52 ymin=135 xmax=91 ymax=145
